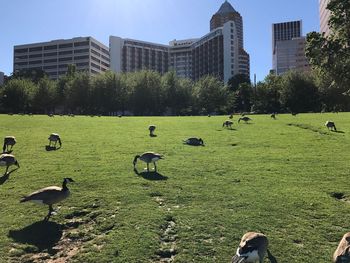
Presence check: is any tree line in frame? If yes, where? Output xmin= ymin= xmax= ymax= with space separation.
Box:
xmin=1 ymin=0 xmax=348 ymax=115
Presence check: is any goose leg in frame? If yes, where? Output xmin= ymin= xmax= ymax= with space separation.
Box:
xmin=154 ymin=162 xmax=157 ymax=172
xmin=44 ymin=205 xmax=54 ymax=221
xmin=147 ymin=163 xmax=149 ymax=172
xmin=5 ymin=165 xmax=9 ymax=174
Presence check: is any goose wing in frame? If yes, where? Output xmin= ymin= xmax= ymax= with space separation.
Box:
xmin=21 ymin=186 xmax=63 ymax=203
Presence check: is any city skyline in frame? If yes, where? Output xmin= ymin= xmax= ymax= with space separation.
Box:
xmin=1 ymin=0 xmax=319 ymax=81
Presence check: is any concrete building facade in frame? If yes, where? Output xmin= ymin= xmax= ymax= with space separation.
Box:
xmin=13 ymin=37 xmax=110 ymax=80
xmin=0 ymin=71 xmax=4 ymax=86
xmin=109 ymin=1 xmax=249 ymax=83
xmin=272 ymin=20 xmax=310 ymax=75
xmin=319 ymin=0 xmax=331 ymax=36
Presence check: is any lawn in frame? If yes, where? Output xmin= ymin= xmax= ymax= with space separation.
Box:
xmin=0 ymin=113 xmax=349 ymax=262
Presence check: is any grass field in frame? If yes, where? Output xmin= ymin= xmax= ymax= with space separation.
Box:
xmin=0 ymin=113 xmax=350 ymax=262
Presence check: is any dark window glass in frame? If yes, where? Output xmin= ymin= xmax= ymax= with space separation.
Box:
xmin=101 ymin=61 xmax=109 ymax=67
xmin=14 ymin=48 xmax=28 ymax=53
xmin=15 ymin=62 xmax=27 ymax=66
xmin=74 ymin=48 xmax=89 ymax=54
xmin=58 ymin=64 xmax=67 ymax=68
xmin=91 ymin=49 xmax=100 ymax=56
xmin=59 ymin=57 xmax=72 ymax=62
xmin=59 ymin=43 xmax=73 ymax=48
xmin=44 ymin=65 xmax=57 ymax=70
xmin=44 ymin=58 xmax=57 ymax=63
xmin=15 ymin=55 xmax=28 ymax=59
xmin=74 ymin=55 xmax=89 ymax=60
xmin=29 ymin=46 xmax=42 ymax=52
xmin=28 ymin=60 xmax=42 ymax=65
xmin=59 ymin=50 xmax=72 ymax=55
xmin=101 ymin=55 xmax=109 ymax=62
xmin=74 ymin=41 xmax=89 ymax=47
xmin=29 ymin=54 xmax=42 ymax=58
xmin=91 ymin=62 xmax=100 ymax=69
xmin=44 ymin=52 xmax=57 ymax=57
xmin=76 ymin=62 xmax=89 ymax=67
xmin=91 ymin=42 xmax=101 ymax=50
xmin=91 ymin=56 xmax=100 ymax=63
xmin=44 ymin=45 xmax=57 ymax=50
xmin=102 ymin=48 xmax=109 ymax=55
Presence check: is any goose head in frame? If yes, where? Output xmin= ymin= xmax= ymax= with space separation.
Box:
xmin=133 ymin=155 xmax=140 ymax=166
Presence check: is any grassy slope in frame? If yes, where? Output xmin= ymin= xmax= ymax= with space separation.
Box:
xmin=0 ymin=113 xmax=349 ymax=262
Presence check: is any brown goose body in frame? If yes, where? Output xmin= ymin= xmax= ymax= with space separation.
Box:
xmin=333 ymin=232 xmax=350 ymax=263
xmin=223 ymin=120 xmax=233 ymax=128
xmin=238 ymin=117 xmax=252 ymax=123
xmin=21 ymin=178 xmax=74 ymax=221
xmin=48 ymin=133 xmax=62 ymax=147
xmin=232 ymin=232 xmax=268 ymax=263
xmin=0 ymin=154 xmax=20 ymax=173
xmin=325 ymin=121 xmax=337 ymax=131
xmin=149 ymin=125 xmax=156 ymax=135
xmin=3 ymin=136 xmax=16 ymax=152
xmin=133 ymin=152 xmax=163 ymax=172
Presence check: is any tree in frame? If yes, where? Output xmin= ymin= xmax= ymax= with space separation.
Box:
xmin=227 ymin=74 xmax=251 ymax=92
xmin=32 ymin=77 xmax=57 ymax=113
xmin=0 ymin=79 xmax=35 ymax=113
xmin=306 ymin=0 xmax=350 ymax=110
xmin=193 ymin=76 xmax=228 ymax=114
xmin=279 ymin=71 xmax=320 ymax=113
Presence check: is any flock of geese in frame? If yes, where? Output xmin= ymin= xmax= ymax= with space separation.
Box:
xmin=0 ymin=115 xmax=344 ymax=262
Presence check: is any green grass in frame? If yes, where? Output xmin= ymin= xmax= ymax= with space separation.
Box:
xmin=0 ymin=113 xmax=350 ymax=262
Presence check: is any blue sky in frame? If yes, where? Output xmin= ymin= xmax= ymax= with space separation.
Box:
xmin=1 ymin=0 xmax=319 ymax=81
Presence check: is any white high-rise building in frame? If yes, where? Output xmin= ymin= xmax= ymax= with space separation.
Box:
xmin=319 ymin=0 xmax=331 ymax=36
xmin=14 ymin=37 xmax=110 ymax=80
xmin=109 ymin=1 xmax=250 ymax=83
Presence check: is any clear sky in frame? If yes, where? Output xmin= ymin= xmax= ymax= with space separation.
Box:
xmin=1 ymin=0 xmax=319 ymax=81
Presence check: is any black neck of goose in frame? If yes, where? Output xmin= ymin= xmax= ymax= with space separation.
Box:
xmin=62 ymin=180 xmax=69 ymax=191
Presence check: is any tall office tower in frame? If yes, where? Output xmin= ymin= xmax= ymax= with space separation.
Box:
xmin=210 ymin=0 xmax=249 ymax=77
xmin=13 ymin=37 xmax=110 ymax=80
xmin=272 ymin=20 xmax=309 ymax=75
xmin=319 ymin=0 xmax=331 ymax=36
xmin=109 ymin=1 xmax=249 ymax=82
xmin=0 ymin=71 xmax=4 ymax=86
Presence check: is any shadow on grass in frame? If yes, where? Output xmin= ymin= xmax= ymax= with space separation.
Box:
xmin=149 ymin=134 xmax=157 ymax=137
xmin=0 ymin=168 xmax=19 ymax=185
xmin=332 ymin=130 xmax=345 ymax=134
xmin=8 ymin=221 xmax=62 ymax=251
xmin=45 ymin=145 xmax=61 ymax=151
xmin=133 ymin=168 xmax=168 ymax=181
xmin=267 ymin=249 xmax=278 ymax=263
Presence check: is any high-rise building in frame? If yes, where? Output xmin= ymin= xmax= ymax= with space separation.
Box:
xmin=319 ymin=0 xmax=331 ymax=36
xmin=13 ymin=37 xmax=110 ymax=80
xmin=272 ymin=20 xmax=309 ymax=75
xmin=110 ymin=1 xmax=249 ymax=83
xmin=0 ymin=71 xmax=4 ymax=86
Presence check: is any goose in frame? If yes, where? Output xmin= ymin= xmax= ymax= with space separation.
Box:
xmin=0 ymin=154 xmax=20 ymax=174
xmin=270 ymin=113 xmax=276 ymax=119
xmin=48 ymin=133 xmax=62 ymax=147
xmin=149 ymin=125 xmax=156 ymax=136
xmin=229 ymin=114 xmax=234 ymax=119
xmin=133 ymin=152 xmax=163 ymax=172
xmin=325 ymin=121 xmax=337 ymax=131
xmin=223 ymin=120 xmax=233 ymax=129
xmin=232 ymin=232 xmax=268 ymax=263
xmin=183 ymin=137 xmax=204 ymax=146
xmin=238 ymin=117 xmax=252 ymax=123
xmin=3 ymin=136 xmax=16 ymax=153
xmin=333 ymin=232 xmax=350 ymax=263
xmin=20 ymin=178 xmax=75 ymax=221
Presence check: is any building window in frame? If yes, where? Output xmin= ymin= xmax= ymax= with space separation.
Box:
xmin=74 ymin=48 xmax=89 ymax=54
xmin=29 ymin=47 xmax=42 ymax=52
xmin=44 ymin=52 xmax=57 ymax=57
xmin=14 ymin=48 xmax=28 ymax=54
xmin=74 ymin=41 xmax=89 ymax=47
xmin=29 ymin=54 xmax=42 ymax=58
xmin=44 ymin=45 xmax=57 ymax=50
xmin=44 ymin=58 xmax=57 ymax=63
xmin=59 ymin=50 xmax=73 ymax=55
xmin=59 ymin=57 xmax=72 ymax=62
xmin=74 ymin=55 xmax=89 ymax=60
xmin=59 ymin=43 xmax=73 ymax=49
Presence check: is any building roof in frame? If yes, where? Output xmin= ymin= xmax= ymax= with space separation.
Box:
xmin=215 ymin=1 xmax=236 ymax=14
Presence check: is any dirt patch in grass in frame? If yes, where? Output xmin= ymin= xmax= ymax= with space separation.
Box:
xmin=287 ymin=123 xmax=329 ymax=135
xmin=9 ymin=202 xmax=117 ymax=263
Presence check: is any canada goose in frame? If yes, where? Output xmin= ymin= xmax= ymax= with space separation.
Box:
xmin=0 ymin=154 xmax=20 ymax=174
xmin=48 ymin=133 xmax=62 ymax=147
xmin=238 ymin=117 xmax=252 ymax=123
xmin=333 ymin=232 xmax=350 ymax=263
xmin=3 ymin=136 xmax=16 ymax=153
xmin=223 ymin=120 xmax=233 ymax=129
xmin=20 ymin=178 xmax=75 ymax=221
xmin=183 ymin=137 xmax=204 ymax=146
xmin=229 ymin=114 xmax=234 ymax=119
xmin=149 ymin=125 xmax=156 ymax=136
xmin=271 ymin=113 xmax=276 ymax=119
xmin=291 ymin=112 xmax=298 ymax=116
xmin=325 ymin=121 xmax=337 ymax=131
xmin=133 ymin=152 xmax=163 ymax=172
xmin=232 ymin=232 xmax=268 ymax=263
